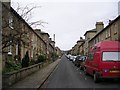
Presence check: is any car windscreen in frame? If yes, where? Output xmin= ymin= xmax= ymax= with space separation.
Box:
xmin=102 ymin=52 xmax=120 ymax=61
xmin=78 ymin=56 xmax=86 ymax=61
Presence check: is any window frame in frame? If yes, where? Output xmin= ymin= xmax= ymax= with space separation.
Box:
xmin=114 ymin=24 xmax=117 ymax=35
xmin=9 ymin=15 xmax=14 ymax=29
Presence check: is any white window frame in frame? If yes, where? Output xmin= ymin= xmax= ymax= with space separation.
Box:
xmin=9 ymin=15 xmax=14 ymax=29
xmin=114 ymin=24 xmax=117 ymax=34
xmin=108 ymin=28 xmax=111 ymax=37
xmin=8 ymin=40 xmax=12 ymax=55
xmin=105 ymin=30 xmax=108 ymax=39
xmin=16 ymin=42 xmax=18 ymax=55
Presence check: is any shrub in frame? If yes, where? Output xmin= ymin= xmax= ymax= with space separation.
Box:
xmin=36 ymin=54 xmax=46 ymax=63
xmin=3 ymin=61 xmax=21 ymax=74
xmin=29 ymin=59 xmax=36 ymax=65
xmin=51 ymin=52 xmax=58 ymax=61
xmin=21 ymin=51 xmax=30 ymax=68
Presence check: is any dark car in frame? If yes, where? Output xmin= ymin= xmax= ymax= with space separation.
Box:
xmin=74 ymin=55 xmax=82 ymax=67
xmin=79 ymin=55 xmax=87 ymax=70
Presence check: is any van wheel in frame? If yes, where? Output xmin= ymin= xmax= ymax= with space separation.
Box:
xmin=93 ymin=73 xmax=99 ymax=83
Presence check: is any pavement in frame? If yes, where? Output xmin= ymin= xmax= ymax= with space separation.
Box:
xmin=9 ymin=59 xmax=61 ymax=89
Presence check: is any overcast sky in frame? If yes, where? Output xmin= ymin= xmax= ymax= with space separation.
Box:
xmin=11 ymin=0 xmax=119 ymax=50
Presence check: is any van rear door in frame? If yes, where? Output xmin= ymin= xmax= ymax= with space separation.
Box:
xmin=100 ymin=52 xmax=120 ymax=77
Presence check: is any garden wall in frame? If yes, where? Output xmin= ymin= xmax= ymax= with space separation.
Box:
xmin=2 ymin=62 xmax=44 ymax=88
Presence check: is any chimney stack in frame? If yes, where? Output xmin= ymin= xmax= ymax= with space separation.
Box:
xmin=109 ymin=20 xmax=113 ymax=24
xmin=80 ymin=37 xmax=83 ymax=40
xmin=96 ymin=22 xmax=104 ymax=32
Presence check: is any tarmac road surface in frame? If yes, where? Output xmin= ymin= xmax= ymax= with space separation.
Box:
xmin=43 ymin=55 xmax=120 ymax=88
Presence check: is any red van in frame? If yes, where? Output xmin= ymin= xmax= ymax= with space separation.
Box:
xmin=84 ymin=41 xmax=120 ymax=83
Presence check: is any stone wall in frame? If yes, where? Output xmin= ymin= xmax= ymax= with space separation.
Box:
xmin=2 ymin=62 xmax=44 ymax=88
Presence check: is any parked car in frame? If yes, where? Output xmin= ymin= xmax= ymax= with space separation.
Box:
xmin=69 ymin=55 xmax=73 ymax=61
xmin=84 ymin=41 xmax=120 ymax=83
xmin=74 ymin=55 xmax=82 ymax=67
xmin=69 ymin=55 xmax=76 ymax=61
xmin=72 ymin=56 xmax=77 ymax=63
xmin=79 ymin=55 xmax=87 ymax=70
xmin=66 ymin=54 xmax=71 ymax=59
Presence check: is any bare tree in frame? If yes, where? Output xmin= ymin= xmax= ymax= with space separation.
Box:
xmin=14 ymin=3 xmax=48 ymax=28
xmin=2 ymin=3 xmax=47 ymax=61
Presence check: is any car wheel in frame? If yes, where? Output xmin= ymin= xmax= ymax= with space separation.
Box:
xmin=93 ymin=72 xmax=99 ymax=83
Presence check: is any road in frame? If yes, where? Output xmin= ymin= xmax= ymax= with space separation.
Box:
xmin=43 ymin=55 xmax=120 ymax=88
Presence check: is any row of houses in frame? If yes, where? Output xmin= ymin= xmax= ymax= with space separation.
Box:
xmin=69 ymin=15 xmax=120 ymax=56
xmin=1 ymin=2 xmax=61 ymax=69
